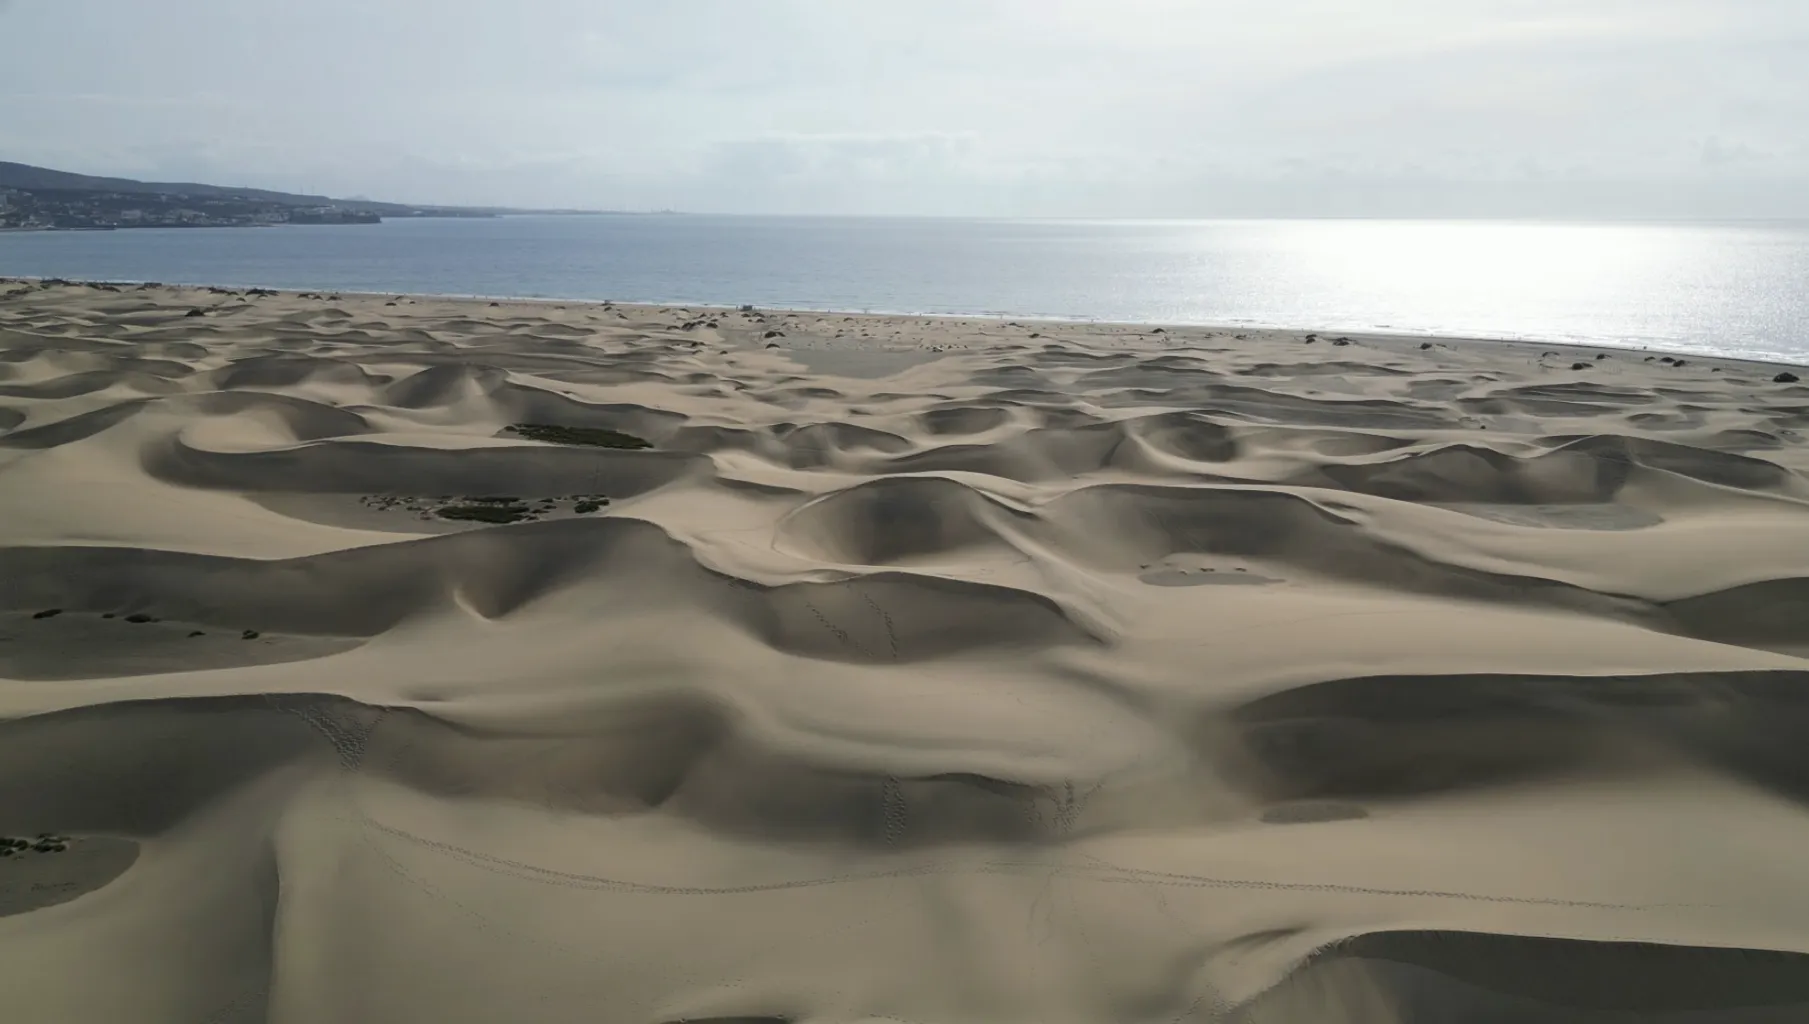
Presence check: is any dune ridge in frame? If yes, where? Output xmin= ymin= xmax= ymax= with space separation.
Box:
xmin=4 ymin=277 xmax=1809 ymax=1022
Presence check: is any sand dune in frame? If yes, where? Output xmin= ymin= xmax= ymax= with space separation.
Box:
xmin=4 ymin=277 xmax=1809 ymax=1022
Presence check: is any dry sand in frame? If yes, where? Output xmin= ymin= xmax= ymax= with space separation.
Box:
xmin=3 ymin=276 xmax=1809 ymax=1022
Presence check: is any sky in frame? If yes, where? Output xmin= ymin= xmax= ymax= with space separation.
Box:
xmin=1 ymin=0 xmax=1805 ymax=217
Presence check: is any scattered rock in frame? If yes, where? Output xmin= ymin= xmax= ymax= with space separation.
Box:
xmin=1331 ymin=339 xmax=1350 ymax=347
xmin=1151 ymin=327 xmax=1166 ymax=334
xmin=1595 ymin=353 xmax=1607 ymax=360
xmin=1418 ymin=342 xmax=1432 ymax=350
xmin=1571 ymin=362 xmax=1591 ymax=370
xmin=1776 ymin=371 xmax=1800 ymax=383
xmin=763 ymin=330 xmax=784 ymax=338
xmin=241 ymin=630 xmax=260 ymax=640
xmin=188 ymin=631 xmax=205 ymax=638
xmin=123 ymin=613 xmax=157 ymax=624
xmin=31 ymin=609 xmax=62 ymax=620
xmin=573 ymin=501 xmax=604 ymax=514
xmin=1674 ymin=359 xmax=1688 ymax=367
xmin=184 ymin=308 xmax=205 ymax=317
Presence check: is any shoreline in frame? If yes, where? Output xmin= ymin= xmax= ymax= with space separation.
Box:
xmin=3 ymin=273 xmax=1804 ymax=372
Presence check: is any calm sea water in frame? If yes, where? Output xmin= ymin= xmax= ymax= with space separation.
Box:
xmin=3 ymin=215 xmax=1806 ymax=361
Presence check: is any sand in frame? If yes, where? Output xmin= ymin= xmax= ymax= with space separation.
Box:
xmin=3 ymin=276 xmax=1809 ymax=1022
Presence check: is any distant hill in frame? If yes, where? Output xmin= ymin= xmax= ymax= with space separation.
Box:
xmin=0 ymin=161 xmax=594 ymax=217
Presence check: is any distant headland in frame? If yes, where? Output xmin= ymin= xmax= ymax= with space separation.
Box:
xmin=0 ymin=161 xmax=627 ymax=231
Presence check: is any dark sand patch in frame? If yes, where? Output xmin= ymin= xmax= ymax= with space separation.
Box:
xmin=0 ymin=836 xmax=139 ymax=916
xmin=1139 ymin=567 xmax=1284 ymax=587
xmin=0 ymin=611 xmax=361 ymax=680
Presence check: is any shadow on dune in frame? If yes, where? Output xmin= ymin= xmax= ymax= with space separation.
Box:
xmin=1236 ymin=930 xmax=1809 ymax=1023
xmin=1043 ymin=483 xmax=1654 ymax=620
xmin=916 ymin=403 xmax=1012 ymax=436
xmin=358 ymin=697 xmax=1079 ymax=846
xmin=0 ymin=516 xmax=1102 ymax=664
xmin=1303 ymin=435 xmax=1797 ymax=505
xmin=1 ymin=690 xmax=1088 ymax=856
xmin=1664 ymin=577 xmax=1809 ymax=653
xmin=776 ymin=476 xmax=1034 ymax=564
xmin=142 ymin=435 xmax=703 ymax=496
xmin=208 ymin=354 xmax=392 ymax=391
xmin=0 ymin=697 xmax=324 ymax=835
xmin=0 ymin=400 xmax=151 ymax=448
xmin=0 ymin=369 xmax=183 ymax=401
xmin=1220 ymin=670 xmax=1809 ymax=806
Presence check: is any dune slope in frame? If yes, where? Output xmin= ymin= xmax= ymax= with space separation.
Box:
xmin=4 ymin=278 xmax=1809 ymax=1023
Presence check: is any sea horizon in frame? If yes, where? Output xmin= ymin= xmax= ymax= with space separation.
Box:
xmin=4 ymin=213 xmax=1806 ymax=363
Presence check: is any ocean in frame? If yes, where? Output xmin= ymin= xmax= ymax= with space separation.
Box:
xmin=2 ymin=215 xmax=1806 ymax=362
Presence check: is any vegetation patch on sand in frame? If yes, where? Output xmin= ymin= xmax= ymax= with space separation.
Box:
xmin=505 ymin=423 xmax=653 ymax=450
xmin=358 ymin=493 xmax=611 ymax=526
xmin=436 ymin=503 xmax=535 ymax=524
xmin=0 ymin=610 xmax=359 ymax=678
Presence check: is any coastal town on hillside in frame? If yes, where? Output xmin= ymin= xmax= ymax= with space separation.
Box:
xmin=0 ymin=162 xmax=641 ymax=230
xmin=0 ymin=185 xmax=393 ymax=230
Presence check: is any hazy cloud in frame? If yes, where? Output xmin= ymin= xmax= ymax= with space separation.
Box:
xmin=1 ymin=0 xmax=1804 ymax=216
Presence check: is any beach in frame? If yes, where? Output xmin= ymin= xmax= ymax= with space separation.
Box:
xmin=4 ymin=276 xmax=1809 ymax=1021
